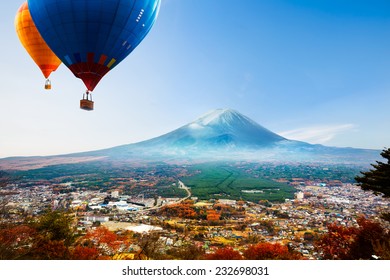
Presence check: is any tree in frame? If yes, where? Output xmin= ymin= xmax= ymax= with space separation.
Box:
xmin=316 ymin=217 xmax=390 ymax=260
xmin=205 ymin=246 xmax=243 ymax=260
xmin=70 ymin=245 xmax=100 ymax=260
xmin=32 ymin=210 xmax=76 ymax=246
xmin=315 ymin=222 xmax=357 ymax=260
xmin=243 ymin=242 xmax=302 ymax=260
xmin=22 ymin=210 xmax=77 ymax=259
xmin=30 ymin=239 xmax=70 ymax=260
xmin=82 ymin=226 xmax=129 ymax=257
xmin=137 ymin=232 xmax=164 ymax=260
xmin=355 ymin=148 xmax=390 ymax=197
xmin=349 ymin=217 xmax=389 ymax=260
xmin=0 ymin=224 xmax=36 ymax=260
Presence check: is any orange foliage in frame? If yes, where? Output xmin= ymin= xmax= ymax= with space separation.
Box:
xmin=159 ymin=201 xmax=198 ymax=219
xmin=206 ymin=209 xmax=221 ymax=221
xmin=244 ymin=242 xmax=302 ymax=260
xmin=84 ymin=226 xmax=127 ymax=254
xmin=71 ymin=245 xmax=100 ymax=260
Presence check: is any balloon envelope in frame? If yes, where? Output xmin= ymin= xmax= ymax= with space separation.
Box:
xmin=15 ymin=2 xmax=61 ymax=79
xmin=27 ymin=0 xmax=161 ymax=91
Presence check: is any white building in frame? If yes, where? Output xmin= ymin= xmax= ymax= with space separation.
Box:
xmin=296 ymin=192 xmax=304 ymax=200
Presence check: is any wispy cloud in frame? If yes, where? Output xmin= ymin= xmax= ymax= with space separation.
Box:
xmin=279 ymin=124 xmax=358 ymax=144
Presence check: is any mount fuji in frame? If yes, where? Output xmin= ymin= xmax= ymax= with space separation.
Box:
xmin=86 ymin=108 xmax=379 ymax=164
xmin=0 ymin=109 xmax=381 ymax=170
xmin=138 ymin=108 xmax=285 ymax=149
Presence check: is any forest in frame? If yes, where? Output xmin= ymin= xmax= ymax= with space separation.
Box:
xmin=182 ymin=163 xmax=300 ymax=202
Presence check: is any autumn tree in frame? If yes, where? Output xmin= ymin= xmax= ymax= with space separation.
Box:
xmin=349 ymin=217 xmax=389 ymax=259
xmin=0 ymin=224 xmax=36 ymax=259
xmin=31 ymin=239 xmax=71 ymax=260
xmin=243 ymin=242 xmax=303 ymax=260
xmin=0 ymin=207 xmax=77 ymax=260
xmin=315 ymin=222 xmax=357 ymax=259
xmin=158 ymin=200 xmax=197 ymax=219
xmin=70 ymin=245 xmax=100 ymax=260
xmin=206 ymin=209 xmax=221 ymax=221
xmin=316 ymin=217 xmax=390 ymax=260
xmin=81 ymin=226 xmax=129 ymax=258
xmin=355 ymin=148 xmax=390 ymax=197
xmin=205 ymin=246 xmax=243 ymax=260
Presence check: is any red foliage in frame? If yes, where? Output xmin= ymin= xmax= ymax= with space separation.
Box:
xmin=82 ymin=226 xmax=129 ymax=257
xmin=85 ymin=227 xmax=118 ymax=246
xmin=316 ymin=223 xmax=357 ymax=260
xmin=316 ymin=217 xmax=390 ymax=260
xmin=71 ymin=245 xmax=100 ymax=260
xmin=243 ymin=242 xmax=302 ymax=260
xmin=0 ymin=225 xmax=36 ymax=246
xmin=0 ymin=225 xmax=36 ymax=259
xmin=32 ymin=239 xmax=70 ymax=260
xmin=206 ymin=246 xmax=243 ymax=260
xmin=159 ymin=201 xmax=198 ymax=219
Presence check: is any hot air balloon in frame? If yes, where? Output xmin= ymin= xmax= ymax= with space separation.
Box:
xmin=15 ymin=2 xmax=61 ymax=90
xmin=27 ymin=0 xmax=161 ymax=111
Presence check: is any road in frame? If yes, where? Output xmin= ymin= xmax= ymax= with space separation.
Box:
xmin=177 ymin=180 xmax=191 ymax=201
xmin=138 ymin=180 xmax=191 ymax=213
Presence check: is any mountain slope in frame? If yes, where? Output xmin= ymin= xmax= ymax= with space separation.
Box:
xmin=0 ymin=108 xmax=381 ymax=169
xmin=139 ymin=108 xmax=285 ymax=148
xmin=95 ymin=109 xmax=379 ymax=164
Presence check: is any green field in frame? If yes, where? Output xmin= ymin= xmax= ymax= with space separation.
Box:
xmin=181 ymin=163 xmax=295 ymax=202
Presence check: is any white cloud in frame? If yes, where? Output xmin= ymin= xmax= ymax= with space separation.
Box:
xmin=278 ymin=124 xmax=358 ymax=144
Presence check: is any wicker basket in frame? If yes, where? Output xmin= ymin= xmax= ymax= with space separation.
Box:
xmin=80 ymin=99 xmax=94 ymax=111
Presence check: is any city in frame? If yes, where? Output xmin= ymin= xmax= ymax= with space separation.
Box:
xmin=1 ymin=165 xmax=388 ymax=260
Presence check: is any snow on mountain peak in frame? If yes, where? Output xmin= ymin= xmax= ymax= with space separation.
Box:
xmin=192 ymin=108 xmax=242 ymax=126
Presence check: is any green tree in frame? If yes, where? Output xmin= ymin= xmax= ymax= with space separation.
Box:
xmin=355 ymin=148 xmax=390 ymax=197
xmin=32 ymin=210 xmax=76 ymax=246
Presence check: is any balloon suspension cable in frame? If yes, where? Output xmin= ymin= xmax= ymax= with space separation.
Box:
xmin=80 ymin=90 xmax=94 ymax=111
xmin=45 ymin=78 xmax=52 ymax=90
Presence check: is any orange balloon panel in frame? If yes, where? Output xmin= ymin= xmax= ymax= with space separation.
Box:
xmin=15 ymin=2 xmax=61 ymax=79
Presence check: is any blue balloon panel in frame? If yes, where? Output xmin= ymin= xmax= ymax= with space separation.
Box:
xmin=27 ymin=0 xmax=161 ymax=91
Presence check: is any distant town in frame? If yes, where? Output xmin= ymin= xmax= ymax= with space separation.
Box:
xmin=1 ymin=163 xmax=388 ymax=260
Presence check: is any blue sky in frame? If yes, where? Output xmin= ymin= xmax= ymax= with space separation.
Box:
xmin=1 ymin=0 xmax=389 ymax=158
